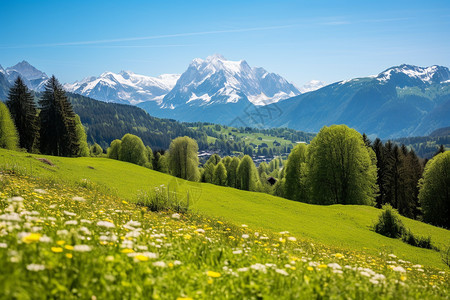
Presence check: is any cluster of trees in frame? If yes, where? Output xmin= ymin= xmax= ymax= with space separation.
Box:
xmin=187 ymin=122 xmax=314 ymax=157
xmin=392 ymin=131 xmax=449 ymax=159
xmin=370 ymin=139 xmax=424 ymax=218
xmin=106 ymin=133 xmax=169 ymax=173
xmin=0 ymin=76 xmax=89 ymax=157
xmin=280 ymin=125 xmax=378 ymax=205
xmin=68 ymin=93 xmax=208 ymax=150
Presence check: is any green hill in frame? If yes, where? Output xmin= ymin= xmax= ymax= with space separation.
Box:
xmin=1 ymin=148 xmax=449 ymax=270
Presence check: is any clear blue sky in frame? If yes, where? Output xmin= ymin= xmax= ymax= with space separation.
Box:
xmin=1 ymin=0 xmax=449 ymax=86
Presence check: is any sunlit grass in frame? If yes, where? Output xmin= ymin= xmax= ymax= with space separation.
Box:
xmin=0 ymin=148 xmax=449 ymax=271
xmin=0 ymin=173 xmax=448 ymax=298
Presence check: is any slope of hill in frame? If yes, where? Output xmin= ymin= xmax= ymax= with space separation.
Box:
xmin=1 ymin=148 xmax=448 ymax=269
xmin=248 ymin=64 xmax=450 ymax=139
xmin=1 ymin=170 xmax=448 ymax=298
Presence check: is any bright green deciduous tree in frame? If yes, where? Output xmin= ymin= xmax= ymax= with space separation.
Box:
xmin=0 ymin=102 xmax=19 ymax=150
xmin=284 ymin=143 xmax=308 ymax=202
xmin=168 ymin=136 xmax=200 ymax=181
xmin=107 ymin=139 xmax=122 ymax=160
xmin=237 ymin=155 xmax=259 ymax=191
xmin=74 ymin=115 xmax=89 ymax=157
xmin=90 ymin=143 xmax=103 ymax=157
xmin=418 ymin=151 xmax=450 ymax=228
xmin=306 ymin=125 xmax=378 ymax=205
xmin=213 ymin=162 xmax=227 ymax=186
xmin=226 ymin=156 xmax=240 ymax=188
xmin=119 ymin=134 xmax=148 ymax=166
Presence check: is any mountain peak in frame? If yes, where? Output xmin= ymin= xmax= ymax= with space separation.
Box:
xmin=377 ymin=64 xmax=450 ymax=84
xmin=6 ymin=60 xmax=48 ymax=81
xmin=300 ymin=80 xmax=326 ymax=93
xmin=206 ymin=53 xmax=226 ymax=61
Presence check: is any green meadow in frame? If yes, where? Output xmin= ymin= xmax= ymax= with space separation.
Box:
xmin=1 ymin=148 xmax=449 ymax=270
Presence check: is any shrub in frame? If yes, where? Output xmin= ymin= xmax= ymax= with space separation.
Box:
xmin=136 ymin=185 xmax=189 ymax=213
xmin=374 ymin=205 xmax=405 ymax=238
xmin=401 ymin=229 xmax=433 ymax=249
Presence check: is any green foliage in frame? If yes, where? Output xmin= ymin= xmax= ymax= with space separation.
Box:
xmin=284 ymin=143 xmax=308 ymax=202
xmin=402 ymin=229 xmax=433 ymax=249
xmin=237 ymin=155 xmax=259 ymax=191
xmin=213 ymin=162 xmax=227 ymax=186
xmin=374 ymin=205 xmax=405 ymax=238
xmin=1 ymin=148 xmax=449 ymax=269
xmin=307 ymin=125 xmax=378 ymax=205
xmin=118 ymin=134 xmax=148 ymax=166
xmin=67 ymin=93 xmax=208 ymax=150
xmin=39 ymin=76 xmax=79 ymax=157
xmin=6 ymin=77 xmax=39 ymax=152
xmin=154 ymin=152 xmax=169 ymax=174
xmin=145 ymin=146 xmax=154 ymax=169
xmin=207 ymin=153 xmax=221 ymax=165
xmin=0 ymin=102 xmax=19 ymax=150
xmin=226 ymin=156 xmax=240 ymax=188
xmin=136 ymin=185 xmax=189 ymax=213
xmin=168 ymin=136 xmax=200 ymax=181
xmin=90 ymin=143 xmax=103 ymax=157
xmin=202 ymin=162 xmax=215 ymax=183
xmin=418 ymin=151 xmax=450 ymax=228
xmin=107 ymin=139 xmax=121 ymax=160
xmin=74 ymin=115 xmax=90 ymax=157
xmin=1 ymin=175 xmax=449 ymax=299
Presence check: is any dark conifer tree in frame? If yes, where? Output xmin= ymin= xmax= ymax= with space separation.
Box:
xmin=39 ymin=76 xmax=79 ymax=156
xmin=434 ymin=144 xmax=446 ymax=157
xmin=6 ymin=76 xmax=39 ymax=152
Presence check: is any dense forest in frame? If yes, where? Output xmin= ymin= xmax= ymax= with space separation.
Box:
xmin=66 ymin=93 xmax=208 ymax=150
xmin=390 ymin=127 xmax=450 ymax=159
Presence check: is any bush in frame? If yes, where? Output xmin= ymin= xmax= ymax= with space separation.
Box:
xmin=401 ymin=229 xmax=433 ymax=249
xmin=374 ymin=205 xmax=405 ymax=238
xmin=136 ymin=185 xmax=189 ymax=213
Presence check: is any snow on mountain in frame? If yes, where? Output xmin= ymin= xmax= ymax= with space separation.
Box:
xmin=162 ymin=54 xmax=301 ymax=108
xmin=5 ymin=61 xmax=49 ymax=91
xmin=64 ymin=71 xmax=180 ymax=105
xmin=299 ymin=80 xmax=326 ymax=93
xmin=376 ymin=64 xmax=450 ymax=84
xmin=0 ymin=65 xmax=5 ymax=75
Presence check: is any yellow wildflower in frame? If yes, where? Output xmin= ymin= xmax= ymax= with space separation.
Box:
xmin=22 ymin=233 xmax=41 ymax=244
xmin=206 ymin=271 xmax=221 ymax=278
xmin=64 ymin=245 xmax=74 ymax=250
xmin=135 ymin=255 xmax=149 ymax=262
xmin=51 ymin=247 xmax=63 ymax=253
xmin=121 ymin=248 xmax=134 ymax=254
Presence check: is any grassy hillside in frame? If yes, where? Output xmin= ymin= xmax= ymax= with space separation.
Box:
xmin=1 ymin=149 xmax=449 ymax=270
xmin=2 ymin=173 xmax=448 ymax=298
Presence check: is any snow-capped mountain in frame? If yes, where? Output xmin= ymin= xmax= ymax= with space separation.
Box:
xmin=5 ymin=61 xmax=49 ymax=91
xmin=64 ymin=71 xmax=180 ymax=105
xmin=299 ymin=80 xmax=326 ymax=93
xmin=162 ymin=54 xmax=300 ymax=108
xmin=242 ymin=64 xmax=450 ymax=138
xmin=376 ymin=64 xmax=450 ymax=85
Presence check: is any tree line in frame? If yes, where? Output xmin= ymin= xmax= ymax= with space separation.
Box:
xmin=0 ymin=76 xmax=89 ymax=156
xmin=160 ymin=125 xmax=448 ymax=229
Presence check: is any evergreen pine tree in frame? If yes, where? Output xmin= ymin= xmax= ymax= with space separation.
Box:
xmin=39 ymin=76 xmax=79 ymax=156
xmin=6 ymin=76 xmax=39 ymax=152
